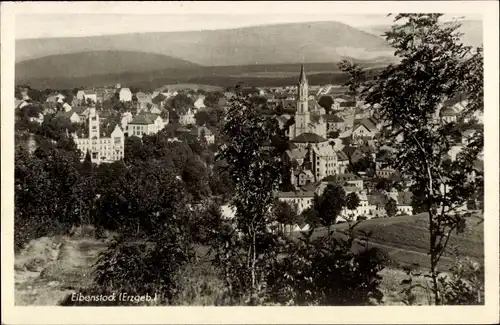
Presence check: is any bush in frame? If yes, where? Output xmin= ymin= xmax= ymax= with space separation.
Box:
xmin=267 ymin=231 xmax=388 ymax=305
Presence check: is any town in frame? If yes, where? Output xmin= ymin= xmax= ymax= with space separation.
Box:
xmin=15 ymin=64 xmax=484 ymax=230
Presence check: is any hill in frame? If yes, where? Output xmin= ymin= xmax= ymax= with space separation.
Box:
xmin=16 ymin=62 xmax=384 ymax=90
xmin=361 ymin=19 xmax=483 ymax=47
xmin=15 ymin=51 xmax=201 ymax=81
xmin=311 ymin=213 xmax=484 ymax=270
xmin=16 ymin=21 xmax=395 ymax=66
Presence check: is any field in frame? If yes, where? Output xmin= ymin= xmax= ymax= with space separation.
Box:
xmin=13 ymin=213 xmax=483 ymax=306
xmin=311 ymin=213 xmax=484 ymax=270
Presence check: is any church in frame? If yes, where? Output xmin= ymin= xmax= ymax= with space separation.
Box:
xmin=285 ymin=66 xmax=338 ymax=187
xmin=288 ymin=65 xmax=328 ymax=139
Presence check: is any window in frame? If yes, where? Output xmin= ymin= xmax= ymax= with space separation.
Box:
xmin=114 ymin=137 xmax=121 ymax=144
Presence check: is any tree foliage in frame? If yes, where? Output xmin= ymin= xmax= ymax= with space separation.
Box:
xmin=340 ymin=14 xmax=484 ymax=304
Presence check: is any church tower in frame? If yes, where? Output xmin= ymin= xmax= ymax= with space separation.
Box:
xmin=88 ymin=107 xmax=100 ymax=139
xmin=291 ymin=65 xmax=310 ymax=138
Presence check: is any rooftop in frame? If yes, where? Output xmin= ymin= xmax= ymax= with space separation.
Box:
xmin=291 ymin=132 xmax=327 ymax=144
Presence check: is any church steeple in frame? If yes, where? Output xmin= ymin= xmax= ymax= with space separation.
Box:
xmin=297 ymin=64 xmax=309 ymax=104
xmin=299 ymin=64 xmax=308 ymax=84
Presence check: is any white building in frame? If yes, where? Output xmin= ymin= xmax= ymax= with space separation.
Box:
xmin=127 ymin=113 xmax=167 ymax=138
xmin=119 ymin=88 xmax=133 ymax=102
xmin=179 ymin=107 xmax=196 ymax=126
xmin=73 ymin=108 xmax=125 ymax=164
xmin=76 ymin=90 xmax=97 ymax=103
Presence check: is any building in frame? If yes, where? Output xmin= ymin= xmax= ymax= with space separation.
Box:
xmin=119 ymin=88 xmax=133 ymax=102
xmin=135 ymin=92 xmax=153 ymax=110
xmin=72 ymin=108 xmax=125 ymax=164
xmin=289 ymin=133 xmax=338 ymax=182
xmin=352 ymin=118 xmax=378 ymax=140
xmin=325 ymin=114 xmax=346 ymax=133
xmin=179 ymin=107 xmax=196 ymax=126
xmin=127 ymin=113 xmax=166 ymax=137
xmin=275 ymin=190 xmax=315 ymax=215
xmin=54 ymin=111 xmax=81 ymax=124
xmin=396 ymin=191 xmax=413 ymax=215
xmin=288 ymin=65 xmax=328 ymax=139
xmin=336 ymin=150 xmax=350 ymax=174
xmin=76 ymin=90 xmax=97 ymax=103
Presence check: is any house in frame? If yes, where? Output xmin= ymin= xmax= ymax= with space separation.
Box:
xmin=194 ymin=96 xmax=206 ymax=109
xmin=127 ymin=113 xmax=166 ymax=137
xmin=73 ymin=107 xmax=91 ymax=123
xmin=340 ymin=191 xmax=376 ymax=220
xmin=179 ymin=107 xmax=196 ymax=126
xmin=119 ymin=88 xmax=133 ymax=102
xmin=333 ymin=173 xmax=364 ymax=189
xmin=396 ymin=191 xmax=413 ymax=215
xmin=376 ymin=167 xmax=396 ymax=179
xmin=76 ymin=90 xmax=97 ymax=103
xmin=193 ymin=126 xmax=215 ymax=144
xmin=275 ymin=190 xmax=315 ymax=215
xmin=54 ymin=111 xmax=81 ymax=124
xmin=342 ymin=145 xmax=365 ymax=164
xmin=367 ymin=192 xmax=389 ymax=218
xmin=292 ymin=168 xmax=315 ymax=187
xmin=336 ymin=150 xmax=350 ymax=174
xmin=440 ymin=106 xmax=458 ymax=123
xmin=135 ymin=92 xmax=153 ymax=110
xmin=352 ymin=118 xmax=377 ymax=140
xmin=62 ymin=102 xmax=72 ymax=112
xmin=325 ymin=114 xmax=346 ymax=132
xmin=72 ymin=108 xmax=125 ymax=164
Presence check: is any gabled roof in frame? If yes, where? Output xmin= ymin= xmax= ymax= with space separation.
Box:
xmin=354 ymin=118 xmax=377 ymax=132
xmin=336 ymin=150 xmax=349 ymax=161
xmin=291 ymin=132 xmax=327 ymax=143
xmin=129 ymin=113 xmax=160 ymax=125
xmin=55 ymin=111 xmax=78 ymax=119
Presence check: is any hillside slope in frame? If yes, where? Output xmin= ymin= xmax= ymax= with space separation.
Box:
xmin=361 ymin=19 xmax=483 ymax=47
xmin=16 ymin=21 xmax=394 ymax=66
xmin=15 ymin=51 xmax=201 ymax=80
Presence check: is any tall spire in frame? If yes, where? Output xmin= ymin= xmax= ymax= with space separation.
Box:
xmin=299 ymin=64 xmax=307 ymax=84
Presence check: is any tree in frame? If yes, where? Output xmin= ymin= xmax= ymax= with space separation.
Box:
xmin=313 ymin=184 xmax=346 ymax=232
xmin=385 ymin=197 xmax=398 ymax=218
xmin=216 ymin=87 xmax=285 ymax=303
xmin=340 ymin=14 xmax=484 ymax=305
xmin=273 ymin=200 xmax=299 ymax=236
xmin=346 ymin=192 xmax=360 ymax=211
xmin=195 ymin=110 xmax=210 ymax=126
xmin=318 ymin=95 xmax=334 ymax=113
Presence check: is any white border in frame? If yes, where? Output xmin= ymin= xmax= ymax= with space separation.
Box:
xmin=2 ymin=2 xmax=499 ymax=324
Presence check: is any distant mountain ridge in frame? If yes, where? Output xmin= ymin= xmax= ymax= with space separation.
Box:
xmin=16 ymin=21 xmax=395 ymax=66
xmin=15 ymin=51 xmax=201 ymax=81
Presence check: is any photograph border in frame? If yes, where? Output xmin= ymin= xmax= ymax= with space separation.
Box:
xmin=2 ymin=1 xmax=499 ymax=324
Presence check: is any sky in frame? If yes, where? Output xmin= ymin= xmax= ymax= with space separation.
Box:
xmin=15 ymin=13 xmax=481 ymax=40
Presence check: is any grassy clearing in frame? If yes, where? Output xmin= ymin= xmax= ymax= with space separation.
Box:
xmin=310 ymin=213 xmax=484 ymax=270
